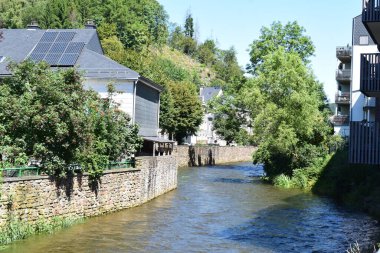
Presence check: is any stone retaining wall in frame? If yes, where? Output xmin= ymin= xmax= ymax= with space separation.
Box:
xmin=0 ymin=156 xmax=177 ymax=227
xmin=175 ymin=145 xmax=257 ymax=168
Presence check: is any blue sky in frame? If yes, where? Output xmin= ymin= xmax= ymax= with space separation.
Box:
xmin=157 ymin=0 xmax=360 ymax=102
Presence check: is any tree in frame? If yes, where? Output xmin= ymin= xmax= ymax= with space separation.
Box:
xmin=241 ymin=48 xmax=331 ymax=178
xmin=166 ymin=81 xmax=203 ymax=143
xmin=196 ymin=39 xmax=217 ymax=66
xmin=209 ymin=96 xmax=249 ymax=145
xmin=0 ymin=61 xmax=142 ymax=178
xmin=247 ymin=21 xmax=315 ymax=74
xmin=184 ymin=12 xmax=194 ymax=38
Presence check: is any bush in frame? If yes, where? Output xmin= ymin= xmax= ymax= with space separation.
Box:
xmin=0 ymin=61 xmax=142 ymax=178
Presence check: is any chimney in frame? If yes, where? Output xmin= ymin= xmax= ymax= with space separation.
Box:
xmin=27 ymin=21 xmax=40 ymax=30
xmin=84 ymin=20 xmax=96 ymax=29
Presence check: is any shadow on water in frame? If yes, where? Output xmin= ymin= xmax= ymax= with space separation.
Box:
xmin=220 ymin=193 xmax=380 ymax=252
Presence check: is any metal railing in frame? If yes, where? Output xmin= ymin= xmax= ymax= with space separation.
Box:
xmin=364 ymin=97 xmax=377 ymax=108
xmin=363 ymin=0 xmax=380 ymax=22
xmin=350 ymin=121 xmax=380 ymax=164
xmin=331 ymin=115 xmax=350 ymax=126
xmin=336 ymin=69 xmax=351 ymax=81
xmin=335 ymin=92 xmax=350 ymax=104
xmin=0 ymin=167 xmax=40 ymax=177
xmin=360 ymin=53 xmax=380 ymax=96
xmin=336 ymin=46 xmax=352 ymax=59
xmin=0 ymin=160 xmax=135 ymax=178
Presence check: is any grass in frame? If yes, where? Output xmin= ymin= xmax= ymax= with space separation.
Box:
xmin=0 ymin=216 xmax=82 ymax=245
xmin=272 ymin=147 xmax=380 ymax=219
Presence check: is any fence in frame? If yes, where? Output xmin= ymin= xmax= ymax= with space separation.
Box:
xmin=0 ymin=160 xmax=135 ymax=178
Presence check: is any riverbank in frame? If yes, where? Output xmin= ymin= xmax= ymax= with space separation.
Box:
xmin=312 ymin=148 xmax=380 ymax=219
xmin=0 ymin=156 xmax=177 ymax=245
xmin=2 ymin=162 xmax=378 ymax=252
xmin=271 ymin=147 xmax=380 ymax=220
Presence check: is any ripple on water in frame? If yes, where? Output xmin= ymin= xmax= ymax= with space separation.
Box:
xmin=1 ymin=162 xmax=380 ymax=253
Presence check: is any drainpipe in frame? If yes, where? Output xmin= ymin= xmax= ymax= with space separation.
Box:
xmin=132 ymin=80 xmax=137 ymax=124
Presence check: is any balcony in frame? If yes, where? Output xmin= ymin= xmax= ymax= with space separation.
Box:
xmin=360 ymin=53 xmax=380 ymax=97
xmin=336 ymin=46 xmax=352 ymax=62
xmin=331 ymin=115 xmax=349 ymax=126
xmin=349 ymin=121 xmax=380 ymax=164
xmin=362 ymin=0 xmax=380 ymax=45
xmin=364 ymin=97 xmax=377 ymax=110
xmin=335 ymin=92 xmax=350 ymax=104
xmin=336 ymin=69 xmax=351 ymax=83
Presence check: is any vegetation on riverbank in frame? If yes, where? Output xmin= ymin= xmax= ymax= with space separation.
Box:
xmin=0 ymin=61 xmax=142 ymax=179
xmin=0 ymin=216 xmax=82 ymax=246
xmin=272 ymin=144 xmax=380 ymax=220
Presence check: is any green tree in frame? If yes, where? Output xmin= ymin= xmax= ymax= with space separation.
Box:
xmin=242 ymin=48 xmax=331 ymax=178
xmin=184 ymin=12 xmax=194 ymax=38
xmin=0 ymin=61 xmax=142 ymax=178
xmin=166 ymin=81 xmax=203 ymax=143
xmin=247 ymin=21 xmax=315 ymax=73
xmin=197 ymin=39 xmax=217 ymax=66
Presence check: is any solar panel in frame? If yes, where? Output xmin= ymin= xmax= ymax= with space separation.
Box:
xmin=56 ymin=32 xmax=75 ymax=42
xmin=29 ymin=53 xmax=46 ymax=62
xmin=32 ymin=43 xmax=53 ymax=54
xmin=49 ymin=43 xmax=68 ymax=54
xmin=65 ymin=42 xmax=85 ymax=54
xmin=40 ymin=32 xmax=58 ymax=42
xmin=44 ymin=54 xmax=62 ymax=65
xmin=58 ymin=53 xmax=79 ymax=66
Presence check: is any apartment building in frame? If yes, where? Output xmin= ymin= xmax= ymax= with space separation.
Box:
xmin=333 ymin=45 xmax=352 ymax=137
xmin=349 ymin=3 xmax=380 ymax=164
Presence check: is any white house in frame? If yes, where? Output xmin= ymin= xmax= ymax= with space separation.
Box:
xmin=0 ymin=24 xmax=164 ymax=141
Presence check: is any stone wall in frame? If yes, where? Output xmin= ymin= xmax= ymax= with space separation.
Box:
xmin=0 ymin=156 xmax=177 ymax=227
xmin=175 ymin=145 xmax=257 ymax=168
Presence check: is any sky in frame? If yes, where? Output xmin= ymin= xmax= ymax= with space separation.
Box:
xmin=157 ymin=0 xmax=361 ymax=102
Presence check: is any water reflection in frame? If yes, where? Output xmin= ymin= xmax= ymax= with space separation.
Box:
xmin=1 ymin=162 xmax=379 ymax=253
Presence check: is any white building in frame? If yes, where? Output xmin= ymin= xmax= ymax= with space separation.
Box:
xmin=186 ymin=87 xmax=226 ymax=146
xmin=332 ymin=45 xmax=352 ymax=137
xmin=349 ymin=6 xmax=380 ymax=164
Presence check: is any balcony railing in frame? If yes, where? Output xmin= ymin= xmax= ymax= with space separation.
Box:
xmin=360 ymin=53 xmax=380 ymax=97
xmin=362 ymin=0 xmax=380 ymax=44
xmin=336 ymin=69 xmax=351 ymax=82
xmin=350 ymin=121 xmax=380 ymax=164
xmin=335 ymin=92 xmax=350 ymax=104
xmin=331 ymin=115 xmax=349 ymax=126
xmin=364 ymin=97 xmax=377 ymax=109
xmin=336 ymin=46 xmax=352 ymax=62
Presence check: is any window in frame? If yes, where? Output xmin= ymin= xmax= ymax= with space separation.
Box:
xmin=359 ymin=36 xmax=369 ymax=45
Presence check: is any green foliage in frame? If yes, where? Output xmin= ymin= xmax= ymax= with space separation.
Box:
xmin=242 ymin=48 xmax=332 ymax=178
xmin=247 ymin=21 xmax=315 ymax=74
xmin=313 ymin=148 xmax=380 ymax=219
xmin=0 ymin=61 xmax=142 ymax=178
xmin=184 ymin=12 xmax=194 ymax=38
xmin=0 ymin=216 xmax=82 ymax=245
xmin=209 ymin=95 xmax=252 ymax=145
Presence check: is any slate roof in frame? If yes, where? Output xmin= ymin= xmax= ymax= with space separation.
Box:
xmin=200 ymin=87 xmax=222 ymax=103
xmin=0 ymin=28 xmax=140 ymax=80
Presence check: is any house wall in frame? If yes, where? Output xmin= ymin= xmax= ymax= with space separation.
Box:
xmin=135 ymin=81 xmax=160 ymax=137
xmin=83 ymin=78 xmax=135 ymax=118
xmin=0 ymin=156 xmax=177 ymax=228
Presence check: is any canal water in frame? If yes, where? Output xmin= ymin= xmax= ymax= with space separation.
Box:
xmin=1 ymin=162 xmax=380 ymax=253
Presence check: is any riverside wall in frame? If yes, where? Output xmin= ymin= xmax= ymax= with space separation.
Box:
xmin=174 ymin=145 xmax=257 ymax=168
xmin=0 ymin=156 xmax=177 ymax=227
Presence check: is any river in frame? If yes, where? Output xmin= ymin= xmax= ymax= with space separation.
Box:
xmin=1 ymin=162 xmax=380 ymax=252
